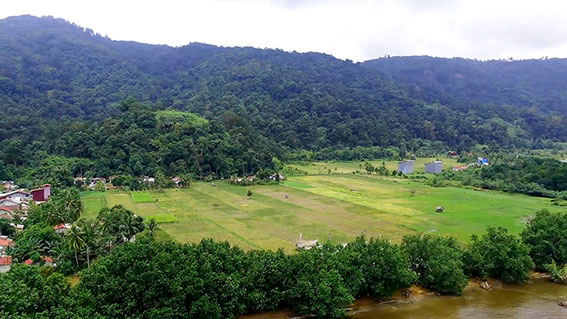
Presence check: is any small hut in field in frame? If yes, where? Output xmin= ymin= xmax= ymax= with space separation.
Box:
xmin=296 ymin=233 xmax=318 ymax=250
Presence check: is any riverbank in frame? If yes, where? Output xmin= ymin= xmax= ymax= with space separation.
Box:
xmin=240 ymin=275 xmax=567 ymax=319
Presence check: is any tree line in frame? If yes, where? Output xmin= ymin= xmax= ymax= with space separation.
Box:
xmin=2 ymin=198 xmax=567 ymax=318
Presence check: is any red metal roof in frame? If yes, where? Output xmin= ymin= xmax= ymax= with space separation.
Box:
xmin=0 ymin=238 xmax=13 ymax=246
xmin=24 ymin=259 xmax=33 ymax=265
xmin=42 ymin=256 xmax=54 ymax=263
xmin=0 ymin=213 xmax=14 ymax=220
xmin=54 ymin=224 xmax=70 ymax=230
xmin=0 ymin=256 xmax=12 ymax=266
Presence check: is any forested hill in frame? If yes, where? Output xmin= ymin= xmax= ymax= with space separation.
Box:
xmin=363 ymin=56 xmax=567 ymax=114
xmin=1 ymin=15 xmax=567 ymax=176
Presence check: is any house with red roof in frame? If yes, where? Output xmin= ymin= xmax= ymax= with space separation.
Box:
xmin=23 ymin=256 xmax=55 ymax=267
xmin=0 ymin=256 xmax=12 ymax=273
xmin=54 ymin=223 xmax=71 ymax=234
xmin=0 ymin=236 xmax=13 ymax=254
xmin=0 ymin=211 xmax=14 ymax=220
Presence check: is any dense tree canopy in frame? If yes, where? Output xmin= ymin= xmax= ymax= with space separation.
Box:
xmin=2 ymin=16 xmax=567 ymax=182
xmin=521 ymin=210 xmax=567 ymax=270
xmin=402 ymin=234 xmax=468 ymax=295
xmin=464 ymin=227 xmax=534 ymax=283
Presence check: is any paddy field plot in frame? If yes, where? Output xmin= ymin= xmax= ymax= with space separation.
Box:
xmin=82 ymin=174 xmax=561 ymax=252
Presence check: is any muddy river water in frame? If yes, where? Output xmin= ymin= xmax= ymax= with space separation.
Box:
xmin=350 ymin=278 xmax=567 ymax=319
xmin=243 ymin=277 xmax=567 ymax=319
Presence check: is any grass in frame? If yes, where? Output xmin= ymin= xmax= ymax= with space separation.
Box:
xmin=286 ymin=157 xmax=460 ymax=175
xmin=80 ymin=161 xmax=562 ymax=252
xmin=81 ymin=191 xmax=107 ymax=218
xmin=131 ymin=191 xmax=155 ymax=203
xmin=146 ymin=214 xmax=178 ymax=223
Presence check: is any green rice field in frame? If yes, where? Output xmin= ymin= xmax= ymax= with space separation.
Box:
xmin=81 ymin=165 xmax=563 ymax=252
xmin=285 ymin=157 xmax=460 ymax=175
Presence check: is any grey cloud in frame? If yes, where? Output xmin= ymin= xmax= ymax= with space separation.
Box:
xmin=461 ymin=14 xmax=567 ymax=56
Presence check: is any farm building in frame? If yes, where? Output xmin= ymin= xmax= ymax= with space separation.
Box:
xmin=425 ymin=161 xmax=443 ymax=174
xmin=398 ymin=160 xmax=414 ymax=174
xmin=31 ymin=184 xmax=51 ymax=202
xmin=0 ymin=256 xmax=12 ymax=273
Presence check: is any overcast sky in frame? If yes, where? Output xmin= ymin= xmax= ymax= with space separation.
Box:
xmin=2 ymin=0 xmax=567 ymax=61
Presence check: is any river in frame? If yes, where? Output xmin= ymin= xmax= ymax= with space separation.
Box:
xmin=350 ymin=277 xmax=567 ymax=319
xmin=242 ymin=277 xmax=567 ymax=319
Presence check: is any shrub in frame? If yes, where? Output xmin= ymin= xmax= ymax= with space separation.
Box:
xmin=544 ymin=261 xmax=567 ymax=284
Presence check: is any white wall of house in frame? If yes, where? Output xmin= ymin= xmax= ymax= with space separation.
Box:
xmin=0 ymin=264 xmax=10 ymax=273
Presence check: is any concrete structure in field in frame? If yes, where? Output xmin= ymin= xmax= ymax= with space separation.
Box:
xmin=398 ymin=160 xmax=414 ymax=174
xmin=425 ymin=161 xmax=443 ymax=174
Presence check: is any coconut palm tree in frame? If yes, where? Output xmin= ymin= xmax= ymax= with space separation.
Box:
xmin=60 ymin=190 xmax=84 ymax=222
xmin=122 ymin=214 xmax=144 ymax=242
xmin=66 ymin=225 xmax=85 ymax=268
xmin=147 ymin=218 xmax=157 ymax=238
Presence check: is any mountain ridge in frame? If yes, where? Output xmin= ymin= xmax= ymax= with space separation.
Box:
xmin=1 ymin=15 xmax=566 ymax=172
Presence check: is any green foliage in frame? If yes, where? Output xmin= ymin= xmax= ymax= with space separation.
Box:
xmin=10 ymin=223 xmax=61 ymax=261
xmin=27 ymin=189 xmax=83 ymax=225
xmin=453 ymin=156 xmax=567 ymax=198
xmin=464 ymin=227 xmax=534 ymax=283
xmin=544 ymin=261 xmax=567 ymax=284
xmin=521 ymin=210 xmax=567 ymax=269
xmin=94 ymin=181 xmax=106 ymax=192
xmin=155 ymin=110 xmax=209 ymax=129
xmin=340 ymin=237 xmax=417 ymax=298
xmin=289 ymin=268 xmax=352 ymax=319
xmin=3 ymin=16 xmax=567 ymax=184
xmin=0 ymin=265 xmax=73 ymax=318
xmin=145 ymin=214 xmax=177 ymax=224
xmin=0 ymin=219 xmax=16 ymax=237
xmin=96 ymin=205 xmax=145 ymax=244
xmin=402 ymin=234 xmax=468 ymax=295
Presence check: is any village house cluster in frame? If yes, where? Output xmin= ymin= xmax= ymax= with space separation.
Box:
xmin=0 ymin=183 xmax=52 ymax=273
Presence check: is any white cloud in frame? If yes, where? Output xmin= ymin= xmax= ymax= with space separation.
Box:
xmin=1 ymin=0 xmax=567 ymax=61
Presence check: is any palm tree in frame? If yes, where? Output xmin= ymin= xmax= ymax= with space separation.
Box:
xmin=66 ymin=225 xmax=85 ymax=268
xmin=121 ymin=214 xmax=144 ymax=242
xmin=147 ymin=218 xmax=157 ymax=238
xmin=43 ymin=202 xmax=65 ymax=226
xmin=77 ymin=219 xmax=98 ymax=268
xmin=61 ymin=190 xmax=84 ymax=222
